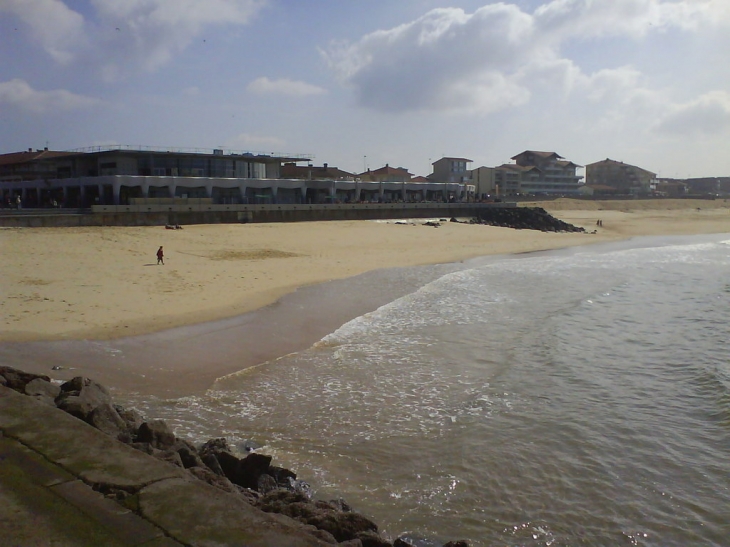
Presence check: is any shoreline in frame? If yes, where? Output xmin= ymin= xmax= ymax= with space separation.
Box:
xmin=2 ymin=199 xmax=730 ymax=396
xmin=4 ymin=198 xmax=729 ymax=344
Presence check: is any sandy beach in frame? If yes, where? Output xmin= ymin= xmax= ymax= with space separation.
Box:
xmin=1 ymin=198 xmax=730 ymax=395
xmin=2 ymin=199 xmax=730 ymax=345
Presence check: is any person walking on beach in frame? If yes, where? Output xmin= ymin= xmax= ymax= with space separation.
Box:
xmin=156 ymin=246 xmax=164 ymax=265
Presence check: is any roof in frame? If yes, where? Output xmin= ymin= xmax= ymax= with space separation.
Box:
xmin=495 ymin=163 xmax=541 ymax=172
xmin=511 ymin=151 xmax=563 ymax=160
xmin=432 ymin=157 xmax=473 ymax=164
xmin=359 ymin=164 xmax=413 ymax=176
xmin=585 ymin=158 xmax=655 ymax=176
xmin=557 ymin=160 xmax=583 ymax=168
xmin=280 ymin=163 xmax=355 ymax=180
xmin=0 ymin=149 xmax=77 ymax=167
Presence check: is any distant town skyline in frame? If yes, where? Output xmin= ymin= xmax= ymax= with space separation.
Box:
xmin=1 ymin=0 xmax=729 ymax=179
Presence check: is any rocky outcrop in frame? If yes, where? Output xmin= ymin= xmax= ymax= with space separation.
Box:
xmin=471 ymin=207 xmax=585 ymax=232
xmin=0 ymin=366 xmax=470 ymax=547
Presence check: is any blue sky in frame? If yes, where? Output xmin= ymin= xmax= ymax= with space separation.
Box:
xmin=1 ymin=0 xmax=728 ymax=178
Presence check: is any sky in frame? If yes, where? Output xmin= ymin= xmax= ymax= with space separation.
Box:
xmin=1 ymin=0 xmax=729 ymax=179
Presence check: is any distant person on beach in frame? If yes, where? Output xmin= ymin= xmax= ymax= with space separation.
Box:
xmin=157 ymin=246 xmax=164 ymax=265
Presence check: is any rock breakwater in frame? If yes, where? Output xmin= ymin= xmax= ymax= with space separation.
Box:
xmin=469 ymin=206 xmax=586 ymax=232
xmin=1 ymin=365 xmax=470 ymax=547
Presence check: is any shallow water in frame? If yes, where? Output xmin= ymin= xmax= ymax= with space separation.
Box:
xmin=113 ymin=234 xmax=730 ymax=545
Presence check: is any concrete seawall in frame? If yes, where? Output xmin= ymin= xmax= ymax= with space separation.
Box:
xmin=0 ymin=202 xmax=515 ymax=228
xmin=0 ymin=384 xmax=350 ymax=546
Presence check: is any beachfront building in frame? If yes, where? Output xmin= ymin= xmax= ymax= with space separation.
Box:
xmin=0 ymin=146 xmax=472 ymax=207
xmin=357 ymin=164 xmax=413 ymax=202
xmin=470 ymin=166 xmax=496 ymax=199
xmin=0 ymin=145 xmax=309 ymax=207
xmin=681 ymin=177 xmax=730 ymax=195
xmin=654 ymin=179 xmax=687 ymax=197
xmin=358 ymin=164 xmax=413 ymax=183
xmin=430 ymin=157 xmax=473 ymax=184
xmin=508 ymin=151 xmax=583 ymax=195
xmin=280 ymin=162 xmax=355 ymax=181
xmin=585 ymin=158 xmax=655 ymax=196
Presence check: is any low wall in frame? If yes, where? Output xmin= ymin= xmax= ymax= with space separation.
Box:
xmin=0 ymin=202 xmax=516 ymax=227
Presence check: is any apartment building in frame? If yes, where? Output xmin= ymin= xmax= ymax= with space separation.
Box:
xmin=430 ymin=157 xmax=473 ymax=183
xmin=585 ymin=158 xmax=655 ymax=195
xmin=510 ymin=151 xmax=583 ymax=195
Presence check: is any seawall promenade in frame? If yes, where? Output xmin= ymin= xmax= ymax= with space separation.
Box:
xmin=0 ymin=201 xmax=514 ymax=227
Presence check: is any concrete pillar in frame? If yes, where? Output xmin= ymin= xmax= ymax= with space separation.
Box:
xmin=79 ymin=184 xmax=86 ymax=207
xmin=141 ymin=183 xmax=149 ymax=199
xmin=113 ymin=181 xmax=121 ymax=205
xmin=239 ymin=184 xmax=247 ymax=204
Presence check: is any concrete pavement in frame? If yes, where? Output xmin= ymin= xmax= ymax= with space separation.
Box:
xmin=0 ymin=385 xmax=336 ymax=546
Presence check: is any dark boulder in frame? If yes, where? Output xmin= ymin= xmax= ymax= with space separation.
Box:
xmin=87 ymin=402 xmax=128 ymax=438
xmin=357 ymin=530 xmax=393 ymax=546
xmin=303 ymin=510 xmax=379 ymax=543
xmin=136 ymin=420 xmax=176 ymax=450
xmin=234 ymin=452 xmax=273 ymax=490
xmin=154 ymin=449 xmax=184 ymax=468
xmin=24 ymin=377 xmax=61 ymax=406
xmin=55 ymin=377 xmax=112 ymax=420
xmin=174 ymin=440 xmax=205 ymax=469
xmin=198 ymin=437 xmax=231 ymax=456
xmin=0 ymin=366 xmax=51 ymax=393
xmin=186 ymin=466 xmax=238 ymax=494
xmin=214 ymin=450 xmax=241 ymax=482
xmin=269 ymin=464 xmax=297 ymax=487
xmin=200 ymin=453 xmax=225 ymax=476
xmin=114 ymin=405 xmax=145 ymax=433
xmin=256 ymin=490 xmax=380 ymax=543
xmin=257 ymin=473 xmax=279 ymax=494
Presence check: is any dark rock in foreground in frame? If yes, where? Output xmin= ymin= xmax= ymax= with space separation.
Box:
xmin=0 ymin=365 xmax=470 ymax=547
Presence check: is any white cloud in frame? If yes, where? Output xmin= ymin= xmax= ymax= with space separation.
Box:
xmin=0 ymin=79 xmax=101 ymax=113
xmin=90 ymin=0 xmax=267 ymax=75
xmin=654 ymin=91 xmax=730 ymax=135
xmin=0 ymin=0 xmax=86 ymax=64
xmin=535 ymin=0 xmax=730 ymax=41
xmin=2 ymin=0 xmax=267 ymax=76
xmin=324 ymin=5 xmax=538 ymax=114
xmin=247 ymin=77 xmax=327 ymax=97
xmin=324 ymin=0 xmax=730 ymax=115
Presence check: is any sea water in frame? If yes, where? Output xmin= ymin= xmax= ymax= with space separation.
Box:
xmin=123 ymin=234 xmax=730 ymax=546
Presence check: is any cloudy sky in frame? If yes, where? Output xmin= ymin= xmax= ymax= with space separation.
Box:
xmin=1 ymin=0 xmax=728 ymax=178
